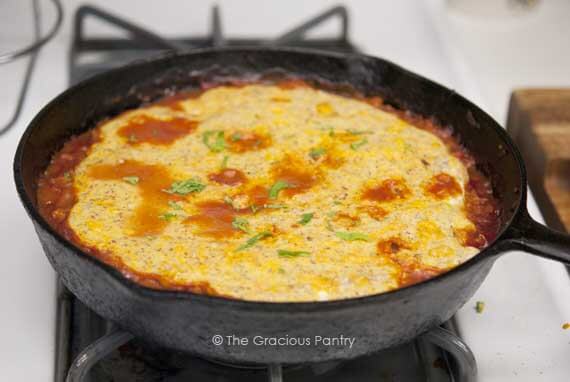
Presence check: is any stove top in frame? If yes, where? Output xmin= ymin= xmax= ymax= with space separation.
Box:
xmin=57 ymin=280 xmax=473 ymax=382
xmin=56 ymin=5 xmax=477 ymax=381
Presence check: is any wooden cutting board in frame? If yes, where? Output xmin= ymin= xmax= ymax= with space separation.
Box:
xmin=507 ymin=89 xmax=570 ymax=233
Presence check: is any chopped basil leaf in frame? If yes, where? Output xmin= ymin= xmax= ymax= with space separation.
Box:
xmin=335 ymin=231 xmax=370 ymax=242
xmin=250 ymin=204 xmax=260 ymax=214
xmin=236 ymin=231 xmax=273 ymax=251
xmin=232 ymin=217 xmax=251 ymax=234
xmin=164 ymin=179 xmax=206 ymax=195
xmin=168 ymin=201 xmax=183 ymax=210
xmin=350 ymin=138 xmax=368 ymax=150
xmin=221 ymin=155 xmax=229 ymax=169
xmin=268 ymin=180 xmax=292 ymax=199
xmin=158 ymin=212 xmax=178 ymax=221
xmin=63 ymin=171 xmax=73 ymax=181
xmin=299 ymin=212 xmax=314 ymax=225
xmin=203 ymin=130 xmax=225 ymax=152
xmin=122 ymin=176 xmax=139 ymax=185
xmin=230 ymin=132 xmax=242 ymax=142
xmin=309 ymin=147 xmax=326 ymax=160
xmin=475 ymin=301 xmax=485 ymax=314
xmin=278 ymin=268 xmax=286 ymax=274
xmin=277 ymin=249 xmax=310 ymax=258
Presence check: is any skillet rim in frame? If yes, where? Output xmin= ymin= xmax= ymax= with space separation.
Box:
xmin=13 ymin=46 xmax=527 ymax=310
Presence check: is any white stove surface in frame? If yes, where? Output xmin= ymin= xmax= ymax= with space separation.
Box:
xmin=1 ymin=1 xmax=569 ymax=380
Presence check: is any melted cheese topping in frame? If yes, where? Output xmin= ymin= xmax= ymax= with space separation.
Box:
xmin=65 ymin=84 xmax=482 ymax=302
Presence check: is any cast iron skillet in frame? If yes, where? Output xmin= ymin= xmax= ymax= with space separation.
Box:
xmin=13 ymin=47 xmax=570 ymax=364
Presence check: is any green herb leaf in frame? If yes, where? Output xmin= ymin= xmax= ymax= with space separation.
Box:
xmin=236 ymin=231 xmax=273 ymax=251
xmin=232 ymin=217 xmax=251 ymax=234
xmin=299 ymin=212 xmax=314 ymax=225
xmin=122 ymin=176 xmax=139 ymax=185
xmin=221 ymin=155 xmax=229 ymax=169
xmin=230 ymin=132 xmax=242 ymax=142
xmin=350 ymin=138 xmax=368 ymax=150
xmin=63 ymin=171 xmax=73 ymax=181
xmin=158 ymin=212 xmax=178 ymax=221
xmin=203 ymin=130 xmax=225 ymax=152
xmin=278 ymin=268 xmax=286 ymax=274
xmin=168 ymin=201 xmax=183 ymax=210
xmin=277 ymin=249 xmax=310 ymax=258
xmin=164 ymin=179 xmax=206 ymax=195
xmin=268 ymin=180 xmax=292 ymax=199
xmin=250 ymin=205 xmax=260 ymax=214
xmin=475 ymin=301 xmax=485 ymax=314
xmin=335 ymin=231 xmax=370 ymax=242
xmin=309 ymin=147 xmax=326 ymax=160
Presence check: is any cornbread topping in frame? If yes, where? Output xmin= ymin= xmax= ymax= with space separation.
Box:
xmin=37 ymin=80 xmax=499 ymax=301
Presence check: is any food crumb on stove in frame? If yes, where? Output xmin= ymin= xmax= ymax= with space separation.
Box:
xmin=562 ymin=322 xmax=570 ymax=330
xmin=475 ymin=301 xmax=485 ymax=313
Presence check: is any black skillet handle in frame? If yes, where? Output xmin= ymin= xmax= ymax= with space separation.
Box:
xmin=504 ymin=208 xmax=570 ymax=264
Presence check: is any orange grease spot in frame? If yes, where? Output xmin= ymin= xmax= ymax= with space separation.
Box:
xmin=358 ymin=205 xmax=388 ymax=220
xmin=376 ymin=237 xmax=442 ymax=288
xmin=454 ymin=227 xmax=488 ymax=249
xmin=376 ymin=237 xmax=412 ymax=255
xmin=272 ymin=164 xmax=319 ymax=197
xmin=208 ymin=168 xmax=247 ymax=186
xmin=118 ymin=115 xmax=198 ymax=145
xmin=363 ymin=178 xmax=411 ymax=203
xmin=333 ymin=212 xmax=360 ymax=228
xmin=246 ymin=185 xmax=270 ymax=208
xmin=185 ymin=201 xmax=241 ymax=238
xmin=89 ymin=160 xmax=179 ymax=236
xmin=424 ymin=173 xmax=462 ymax=199
xmin=227 ymin=131 xmax=271 ymax=153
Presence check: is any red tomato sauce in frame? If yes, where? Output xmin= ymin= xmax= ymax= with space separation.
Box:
xmin=118 ymin=115 xmax=198 ymax=145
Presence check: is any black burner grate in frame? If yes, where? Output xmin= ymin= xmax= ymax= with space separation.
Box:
xmin=68 ymin=5 xmax=357 ymax=85
xmin=57 ymin=5 xmax=477 ymax=382
xmin=58 ymin=287 xmax=471 ymax=382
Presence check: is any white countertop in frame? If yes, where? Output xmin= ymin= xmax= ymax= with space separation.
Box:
xmin=1 ymin=0 xmax=570 ymax=380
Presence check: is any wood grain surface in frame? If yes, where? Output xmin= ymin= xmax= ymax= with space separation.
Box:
xmin=507 ymin=89 xmax=570 ymax=233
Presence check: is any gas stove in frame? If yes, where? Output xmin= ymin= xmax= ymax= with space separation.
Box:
xmin=53 ymin=5 xmax=476 ymax=382
xmin=58 ymin=283 xmax=474 ymax=381
xmin=3 ymin=1 xmax=570 ymax=382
